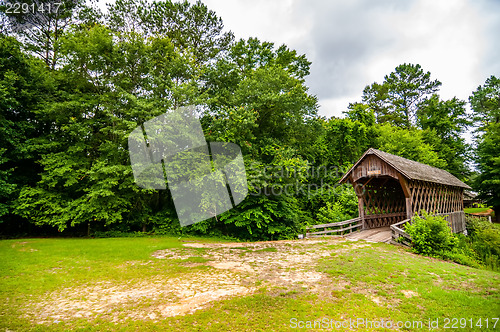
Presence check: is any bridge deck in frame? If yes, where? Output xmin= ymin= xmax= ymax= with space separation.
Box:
xmin=344 ymin=226 xmax=392 ymax=243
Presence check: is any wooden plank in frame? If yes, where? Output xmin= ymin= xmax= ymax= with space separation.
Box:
xmin=345 ymin=227 xmax=391 ymax=242
xmin=306 ymin=217 xmax=361 ymax=230
xmin=405 ymin=197 xmax=412 ymax=219
xmin=307 ymin=223 xmax=362 ymax=236
xmin=364 ymin=212 xmax=405 ymax=219
xmin=398 ymin=173 xmax=411 ymax=197
xmin=358 ymin=196 xmax=365 ymax=230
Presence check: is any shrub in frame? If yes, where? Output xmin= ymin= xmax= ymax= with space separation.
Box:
xmin=440 ymin=235 xmax=483 ymax=269
xmin=92 ymin=230 xmax=146 ymax=238
xmin=406 ymin=213 xmax=500 ymax=272
xmin=466 ymin=218 xmax=500 ymax=271
xmin=316 ymin=186 xmax=358 ymax=224
xmin=405 ymin=212 xmax=457 ymax=256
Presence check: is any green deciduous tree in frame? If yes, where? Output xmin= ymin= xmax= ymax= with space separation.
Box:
xmin=0 ymin=35 xmax=52 ymax=227
xmin=470 ymin=75 xmax=500 ymax=222
xmin=374 ymin=123 xmax=447 ymax=169
xmin=106 ymin=0 xmax=233 ymax=65
xmin=320 ymin=117 xmax=371 ymax=167
xmin=15 ymin=24 xmax=199 ymax=232
xmin=196 ymin=37 xmax=319 ymax=238
xmin=418 ymin=95 xmax=472 ymax=179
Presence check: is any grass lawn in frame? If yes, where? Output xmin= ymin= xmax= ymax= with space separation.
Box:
xmin=464 ymin=207 xmax=494 ymax=215
xmin=1 ymin=236 xmax=499 ymax=331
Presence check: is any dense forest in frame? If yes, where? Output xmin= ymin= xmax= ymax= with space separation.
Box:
xmin=1 ymin=0 xmax=499 ymax=239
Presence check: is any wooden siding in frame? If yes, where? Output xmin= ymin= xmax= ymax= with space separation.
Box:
xmin=347 ymin=154 xmax=465 ymax=230
xmin=409 ymin=180 xmax=464 ymax=214
xmin=351 ymin=155 xmax=399 ymax=183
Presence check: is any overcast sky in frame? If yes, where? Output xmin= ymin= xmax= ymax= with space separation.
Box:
xmin=193 ymin=0 xmax=500 ymax=118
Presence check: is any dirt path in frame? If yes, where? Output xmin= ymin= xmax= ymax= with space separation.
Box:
xmin=26 ymin=237 xmax=372 ymax=324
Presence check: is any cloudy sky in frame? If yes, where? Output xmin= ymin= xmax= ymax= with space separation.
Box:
xmin=194 ymin=0 xmax=500 ymax=118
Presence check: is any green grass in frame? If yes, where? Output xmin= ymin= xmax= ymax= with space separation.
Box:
xmin=254 ymin=247 xmax=278 ymax=253
xmin=319 ymin=243 xmax=499 ymax=323
xmin=464 ymin=207 xmax=492 ymax=214
xmin=1 ymin=237 xmax=182 ymax=294
xmin=1 ymin=237 xmax=499 ymax=331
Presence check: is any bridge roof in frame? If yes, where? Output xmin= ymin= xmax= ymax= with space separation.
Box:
xmin=340 ymin=148 xmax=471 ymax=189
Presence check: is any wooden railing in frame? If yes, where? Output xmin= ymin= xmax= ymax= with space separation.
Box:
xmin=390 ymin=211 xmax=466 ymax=246
xmin=305 ymin=217 xmax=362 ymax=238
xmin=440 ymin=211 xmax=467 ymax=233
xmin=390 ymin=218 xmax=411 ymax=246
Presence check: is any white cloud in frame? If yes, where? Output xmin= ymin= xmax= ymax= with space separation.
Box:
xmin=196 ymin=0 xmax=500 ymax=117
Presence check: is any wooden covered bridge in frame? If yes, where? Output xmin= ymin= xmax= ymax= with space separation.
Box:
xmin=306 ymin=148 xmax=471 ymax=243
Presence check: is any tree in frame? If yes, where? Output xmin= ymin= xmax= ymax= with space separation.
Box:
xmin=362 ymin=63 xmax=441 ymax=128
xmin=15 ymin=24 xmax=198 ymax=232
xmin=0 ymin=0 xmax=89 ymax=69
xmin=198 ymin=38 xmax=318 ymax=239
xmin=418 ymin=95 xmax=472 ymax=179
xmin=0 ymin=35 xmax=52 ymax=228
xmin=358 ymin=63 xmax=470 ymax=178
xmin=374 ymin=124 xmax=447 ymax=169
xmin=106 ymin=0 xmax=234 ymax=65
xmin=203 ymin=37 xmax=312 ymax=113
xmin=344 ymin=102 xmax=375 ymax=127
xmin=470 ymin=76 xmax=500 ymax=223
xmin=320 ymin=117 xmax=371 ymax=167
xmin=203 ymin=37 xmax=317 ymax=148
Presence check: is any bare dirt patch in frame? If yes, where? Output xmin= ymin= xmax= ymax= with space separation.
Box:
xmin=401 ymin=290 xmax=419 ymax=298
xmin=26 ymin=237 xmax=366 ymax=324
xmin=11 ymin=241 xmax=38 ymax=252
xmin=27 ymin=271 xmax=253 ymax=324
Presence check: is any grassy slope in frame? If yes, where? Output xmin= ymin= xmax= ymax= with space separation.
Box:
xmin=1 ymin=237 xmax=499 ymax=331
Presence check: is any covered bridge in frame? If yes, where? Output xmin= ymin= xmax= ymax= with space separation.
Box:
xmin=339 ymin=148 xmax=471 ymax=234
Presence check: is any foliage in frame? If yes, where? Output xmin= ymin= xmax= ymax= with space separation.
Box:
xmin=470 ymin=76 xmax=500 ymax=222
xmin=216 ymin=194 xmax=300 ymax=240
xmin=418 ymin=95 xmax=472 ymax=179
xmin=360 ymin=63 xmax=470 ymax=178
xmin=107 ymin=0 xmax=234 ymax=64
xmin=1 ymin=0 xmax=90 ymax=69
xmin=465 ymin=217 xmax=500 ymax=271
xmin=374 ymin=124 xmax=447 ymax=169
xmin=320 ymin=117 xmax=370 ymax=167
xmin=0 ymin=0 xmax=487 ymax=240
xmin=405 ymin=213 xmax=500 ymax=272
xmin=316 ymin=186 xmax=358 ymax=224
xmin=362 ymin=63 xmax=441 ymax=128
xmin=439 ymin=234 xmax=483 ymax=269
xmin=405 ymin=212 xmax=457 ymax=256
xmin=0 ymin=35 xmax=51 ymax=221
